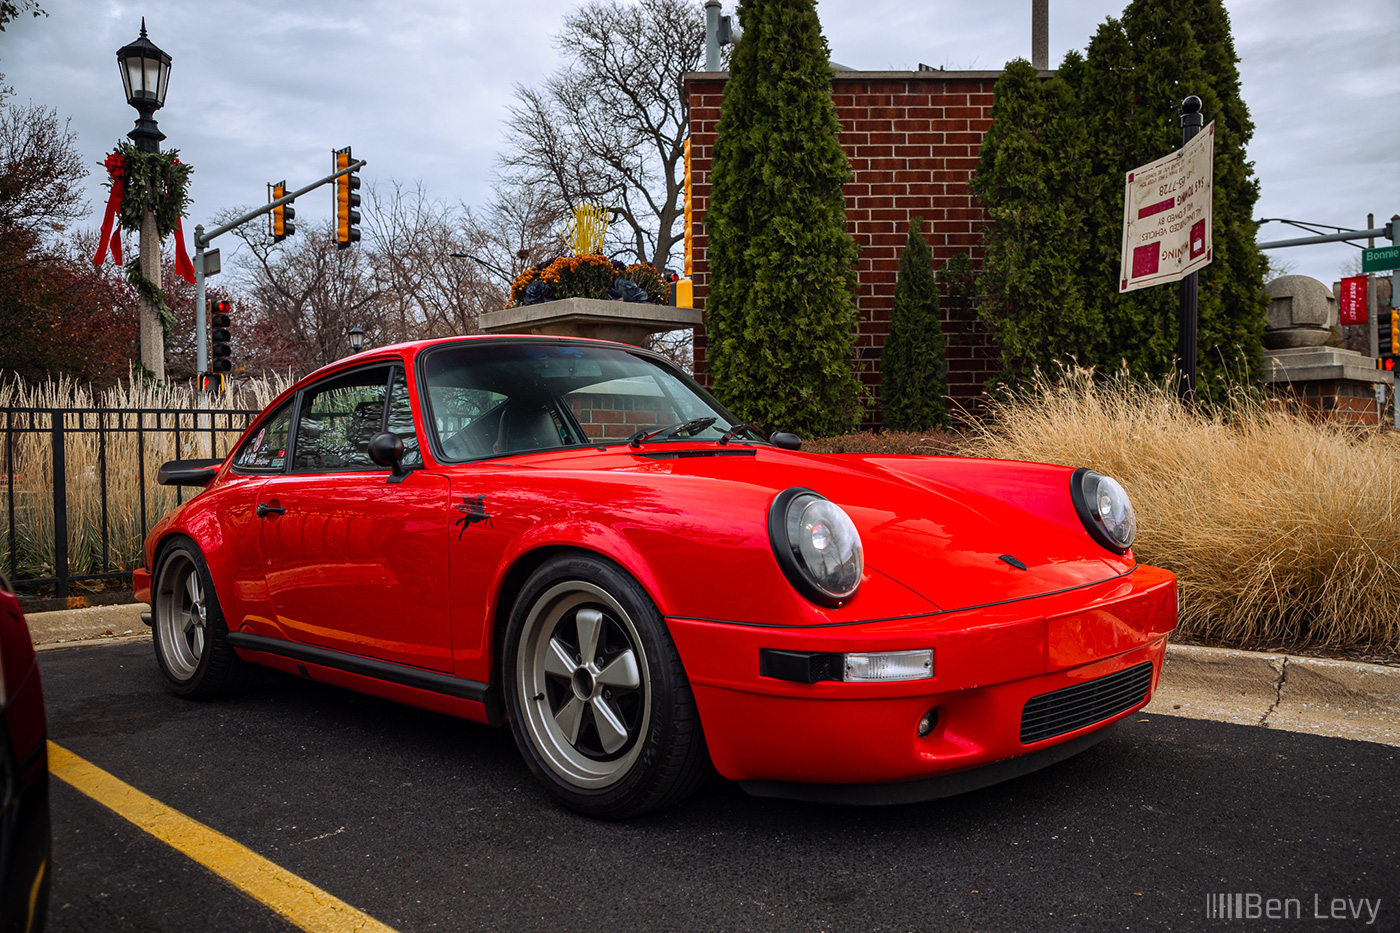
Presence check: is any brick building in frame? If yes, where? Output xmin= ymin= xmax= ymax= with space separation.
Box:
xmin=683 ymin=69 xmax=1034 ymax=424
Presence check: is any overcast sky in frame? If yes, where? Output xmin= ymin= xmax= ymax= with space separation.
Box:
xmin=2 ymin=0 xmax=1396 ymax=286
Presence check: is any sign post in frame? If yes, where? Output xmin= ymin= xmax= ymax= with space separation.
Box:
xmin=1119 ymin=96 xmax=1215 ymax=400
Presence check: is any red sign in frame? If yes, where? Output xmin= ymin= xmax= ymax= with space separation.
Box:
xmin=1339 ymin=275 xmax=1368 ymax=326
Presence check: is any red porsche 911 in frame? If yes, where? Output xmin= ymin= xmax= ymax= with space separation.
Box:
xmin=136 ymin=336 xmax=1176 ymax=818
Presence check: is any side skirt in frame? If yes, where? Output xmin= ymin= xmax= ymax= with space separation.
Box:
xmin=225 ymin=632 xmax=500 ymax=727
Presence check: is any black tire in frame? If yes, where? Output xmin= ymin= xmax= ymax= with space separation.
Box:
xmin=503 ymin=553 xmax=711 ymax=819
xmin=151 ymin=538 xmax=243 ymax=698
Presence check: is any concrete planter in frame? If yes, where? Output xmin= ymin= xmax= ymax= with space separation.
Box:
xmin=479 ymin=297 xmax=702 ymax=348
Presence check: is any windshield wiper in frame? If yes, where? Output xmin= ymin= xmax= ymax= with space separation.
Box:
xmin=717 ymin=423 xmax=765 ymax=446
xmin=627 ymin=417 xmax=717 ymax=448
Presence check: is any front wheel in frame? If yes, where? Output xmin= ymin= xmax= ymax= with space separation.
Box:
xmin=504 ymin=554 xmax=710 ymax=818
xmin=152 ymin=539 xmax=243 ymax=698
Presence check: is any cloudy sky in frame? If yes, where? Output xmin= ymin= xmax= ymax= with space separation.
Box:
xmin=2 ymin=0 xmax=1396 ymax=286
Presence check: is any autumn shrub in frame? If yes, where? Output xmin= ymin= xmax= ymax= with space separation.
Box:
xmin=963 ymin=367 xmax=1400 ymax=652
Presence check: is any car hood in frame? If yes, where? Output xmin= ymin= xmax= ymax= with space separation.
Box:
xmin=510 ymin=445 xmax=1130 ymax=613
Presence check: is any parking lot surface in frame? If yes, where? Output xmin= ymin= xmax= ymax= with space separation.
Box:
xmin=41 ymin=642 xmax=1400 ymax=932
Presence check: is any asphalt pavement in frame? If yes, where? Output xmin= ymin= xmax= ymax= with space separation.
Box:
xmin=38 ymin=641 xmax=1400 ymax=933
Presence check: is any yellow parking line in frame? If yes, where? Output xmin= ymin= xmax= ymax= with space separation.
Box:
xmin=48 ymin=742 xmax=398 ymax=933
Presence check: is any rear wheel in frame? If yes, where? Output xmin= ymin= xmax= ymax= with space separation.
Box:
xmin=152 ymin=539 xmax=243 ymax=698
xmin=504 ymin=553 xmax=710 ymax=818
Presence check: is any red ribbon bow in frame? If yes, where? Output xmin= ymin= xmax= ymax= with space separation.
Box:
xmin=93 ymin=152 xmax=126 ymax=268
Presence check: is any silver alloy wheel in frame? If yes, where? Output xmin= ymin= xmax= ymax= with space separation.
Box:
xmin=516 ymin=580 xmax=651 ymax=789
xmin=155 ymin=551 xmax=207 ymax=681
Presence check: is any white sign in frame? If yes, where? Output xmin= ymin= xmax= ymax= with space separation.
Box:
xmin=1119 ymin=122 xmax=1215 ymax=292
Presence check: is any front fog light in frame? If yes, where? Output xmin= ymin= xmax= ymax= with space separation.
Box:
xmin=843 ymin=649 xmax=933 ymax=683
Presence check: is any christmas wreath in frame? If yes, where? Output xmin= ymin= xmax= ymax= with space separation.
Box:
xmin=93 ymin=142 xmax=196 ymax=332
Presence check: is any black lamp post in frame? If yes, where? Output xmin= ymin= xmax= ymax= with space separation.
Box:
xmin=116 ymin=19 xmax=171 ymax=154
xmin=347 ymin=326 xmax=368 ymax=353
xmin=116 ymin=19 xmax=173 ymax=380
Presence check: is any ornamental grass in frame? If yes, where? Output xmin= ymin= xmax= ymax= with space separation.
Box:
xmin=1 ymin=374 xmax=288 ymax=590
xmin=961 ymin=367 xmax=1400 ymax=653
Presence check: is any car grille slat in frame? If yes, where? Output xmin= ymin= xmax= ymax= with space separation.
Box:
xmin=1019 ymin=662 xmax=1153 ymax=744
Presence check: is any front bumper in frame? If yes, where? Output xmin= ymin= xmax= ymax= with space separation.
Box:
xmin=666 ymin=564 xmax=1175 ymax=791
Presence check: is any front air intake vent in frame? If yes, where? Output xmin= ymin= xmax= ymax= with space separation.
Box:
xmin=1020 ymin=662 xmax=1153 ymax=745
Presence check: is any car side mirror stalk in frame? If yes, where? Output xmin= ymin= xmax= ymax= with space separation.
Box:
xmin=368 ymin=432 xmax=410 ymax=484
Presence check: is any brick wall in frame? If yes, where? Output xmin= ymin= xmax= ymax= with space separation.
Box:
xmin=685 ymin=70 xmax=1018 ymax=425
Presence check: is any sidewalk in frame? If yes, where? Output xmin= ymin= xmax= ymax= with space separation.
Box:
xmin=23 ymin=604 xmax=1400 ymax=747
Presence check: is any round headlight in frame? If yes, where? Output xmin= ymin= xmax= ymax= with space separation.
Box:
xmin=768 ymin=488 xmax=863 ymax=606
xmin=1070 ymin=468 xmax=1136 ymax=554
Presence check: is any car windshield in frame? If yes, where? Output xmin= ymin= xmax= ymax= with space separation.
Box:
xmin=420 ymin=342 xmax=743 ymax=459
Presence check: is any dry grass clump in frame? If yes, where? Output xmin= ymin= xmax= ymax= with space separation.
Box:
xmin=963 ymin=368 xmax=1400 ymax=652
xmin=805 ymin=429 xmax=966 ymax=457
xmin=2 ymin=373 xmax=291 ymax=588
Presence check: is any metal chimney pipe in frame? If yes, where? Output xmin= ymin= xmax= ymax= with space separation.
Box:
xmin=705 ymin=0 xmax=722 ymax=71
xmin=1032 ymin=0 xmax=1049 ymax=70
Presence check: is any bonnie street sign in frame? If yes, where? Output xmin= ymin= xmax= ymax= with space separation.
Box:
xmin=1362 ymin=245 xmax=1400 ymax=274
xmin=1119 ymin=121 xmax=1216 ymax=292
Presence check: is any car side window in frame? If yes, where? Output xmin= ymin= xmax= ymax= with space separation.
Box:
xmin=232 ymin=401 xmax=294 ymax=473
xmin=292 ymin=367 xmax=391 ymax=473
xmin=387 ymin=367 xmax=423 ymax=469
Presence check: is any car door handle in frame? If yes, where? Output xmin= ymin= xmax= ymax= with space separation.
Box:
xmin=256 ymin=501 xmax=285 ymax=518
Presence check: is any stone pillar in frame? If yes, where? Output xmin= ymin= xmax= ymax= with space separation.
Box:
xmin=1263 ymin=275 xmax=1392 ymax=425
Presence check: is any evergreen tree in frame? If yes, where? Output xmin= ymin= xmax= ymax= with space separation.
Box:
xmin=971 ymin=58 xmax=1096 ymax=386
xmin=975 ymin=0 xmax=1266 ymax=395
xmin=704 ymin=0 xmax=863 ymax=436
xmin=881 ymin=218 xmax=950 ymax=431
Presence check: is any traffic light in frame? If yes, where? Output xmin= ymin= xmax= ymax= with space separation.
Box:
xmin=1379 ymin=306 xmax=1399 ymax=371
xmin=210 ymin=299 xmax=232 ymax=375
xmin=269 ymin=182 xmax=295 ymax=241
xmin=199 ymin=372 xmax=227 ymax=393
xmin=334 ymin=147 xmax=360 ymax=249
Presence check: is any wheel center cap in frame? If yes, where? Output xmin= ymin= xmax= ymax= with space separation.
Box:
xmin=571 ymin=668 xmax=595 ymax=701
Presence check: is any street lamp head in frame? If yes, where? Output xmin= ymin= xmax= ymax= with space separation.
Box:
xmin=117 ymin=18 xmax=172 ymax=152
xmin=347 ymin=326 xmax=368 ymax=353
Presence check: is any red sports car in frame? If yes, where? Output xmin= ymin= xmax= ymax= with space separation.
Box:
xmin=137 ymin=336 xmax=1176 ymax=818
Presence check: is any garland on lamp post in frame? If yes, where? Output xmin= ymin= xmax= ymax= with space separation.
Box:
xmin=93 ymin=141 xmax=196 ymax=333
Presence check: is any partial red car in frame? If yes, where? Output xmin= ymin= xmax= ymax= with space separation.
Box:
xmin=0 ymin=571 xmax=49 ymax=932
xmin=136 ymin=336 xmax=1176 ymax=818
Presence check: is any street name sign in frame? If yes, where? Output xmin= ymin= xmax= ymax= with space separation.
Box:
xmin=1338 ymin=274 xmax=1368 ymax=325
xmin=1119 ymin=121 xmax=1215 ymax=292
xmin=1362 ymin=245 xmax=1400 ymax=274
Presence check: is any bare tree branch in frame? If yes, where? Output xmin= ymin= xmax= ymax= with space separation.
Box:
xmin=498 ymin=0 xmax=707 ymax=272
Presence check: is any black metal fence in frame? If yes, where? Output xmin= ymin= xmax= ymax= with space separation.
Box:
xmin=2 ymin=407 xmax=259 ymax=598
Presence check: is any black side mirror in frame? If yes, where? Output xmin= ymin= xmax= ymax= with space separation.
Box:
xmin=368 ymin=431 xmax=410 ymax=483
xmin=770 ymin=432 xmax=802 ymax=451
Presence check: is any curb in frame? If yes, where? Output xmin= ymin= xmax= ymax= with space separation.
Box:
xmin=1146 ymin=644 xmax=1399 ymax=747
xmin=23 ymin=604 xmax=1400 ymax=746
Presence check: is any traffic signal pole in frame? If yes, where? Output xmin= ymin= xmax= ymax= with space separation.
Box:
xmin=191 ymin=158 xmax=366 ymax=374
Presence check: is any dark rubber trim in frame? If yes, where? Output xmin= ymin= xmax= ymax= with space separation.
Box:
xmin=638 ymin=448 xmax=757 ymax=460
xmin=226 ymin=632 xmax=493 ymax=706
xmin=669 ymin=565 xmax=1137 ymax=629
xmin=738 ymin=723 xmax=1119 ymax=806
